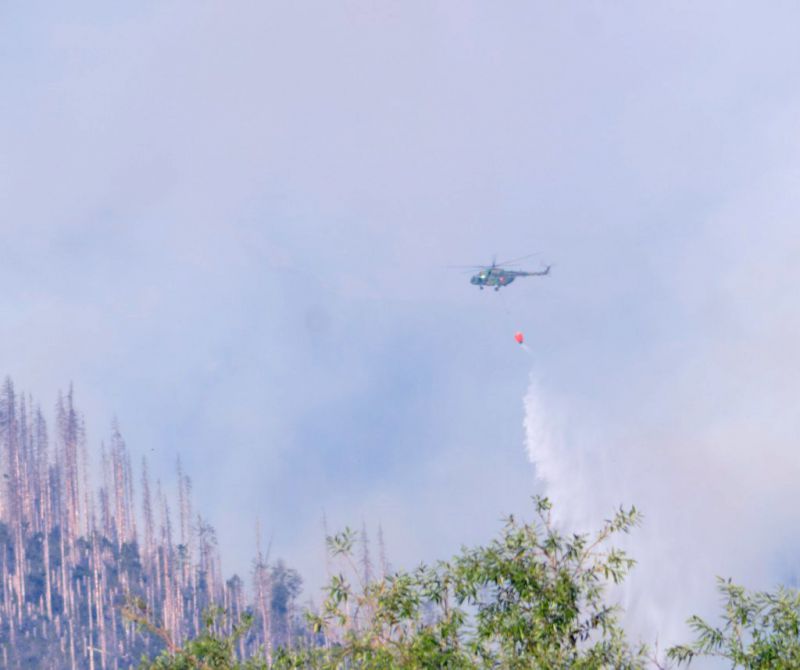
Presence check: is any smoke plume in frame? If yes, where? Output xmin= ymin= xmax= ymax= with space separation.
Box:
xmin=524 ymin=368 xmax=800 ymax=657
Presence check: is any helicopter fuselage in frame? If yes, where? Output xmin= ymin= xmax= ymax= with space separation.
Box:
xmin=470 ymin=264 xmax=550 ymax=290
xmin=470 ymin=268 xmax=517 ymax=290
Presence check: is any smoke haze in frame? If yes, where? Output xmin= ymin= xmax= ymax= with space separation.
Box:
xmin=3 ymin=5 xmax=800 ymax=645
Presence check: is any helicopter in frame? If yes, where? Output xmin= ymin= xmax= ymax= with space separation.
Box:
xmin=464 ymin=255 xmax=551 ymax=291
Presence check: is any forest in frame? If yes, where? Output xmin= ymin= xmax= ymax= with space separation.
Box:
xmin=0 ymin=378 xmax=303 ymax=669
xmin=1 ymin=376 xmax=798 ymax=670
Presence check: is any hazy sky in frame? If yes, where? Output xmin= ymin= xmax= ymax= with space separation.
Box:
xmin=4 ymin=2 xmax=800 ymax=659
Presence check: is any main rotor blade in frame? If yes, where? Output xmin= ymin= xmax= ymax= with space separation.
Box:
xmin=494 ymin=253 xmax=540 ymax=267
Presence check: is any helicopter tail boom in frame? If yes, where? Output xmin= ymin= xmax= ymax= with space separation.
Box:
xmin=517 ymin=265 xmax=551 ymax=277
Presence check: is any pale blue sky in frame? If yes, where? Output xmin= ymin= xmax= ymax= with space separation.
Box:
xmin=3 ymin=2 xmax=800 ymax=654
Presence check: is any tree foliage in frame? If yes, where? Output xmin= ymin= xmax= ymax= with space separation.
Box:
xmin=141 ymin=496 xmax=648 ymax=669
xmin=127 ymin=602 xmax=268 ymax=670
xmin=129 ymin=498 xmax=800 ymax=670
xmin=668 ymin=578 xmax=800 ymax=669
